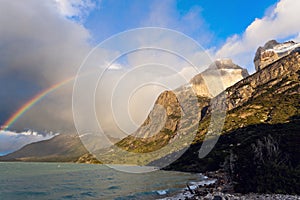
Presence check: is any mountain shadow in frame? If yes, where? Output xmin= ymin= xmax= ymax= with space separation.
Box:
xmin=153 ymin=115 xmax=300 ymax=194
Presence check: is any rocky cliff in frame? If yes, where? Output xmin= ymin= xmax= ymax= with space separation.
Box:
xmin=95 ymin=59 xmax=248 ymax=165
xmin=254 ymin=40 xmax=300 ymax=71
xmin=158 ymin=46 xmax=300 ymax=166
xmin=190 ymin=59 xmax=248 ymax=97
xmin=156 ymin=44 xmax=300 ymax=194
xmin=213 ymin=47 xmax=300 ymax=112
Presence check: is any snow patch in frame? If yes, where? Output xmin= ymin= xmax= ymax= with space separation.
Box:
xmin=265 ymin=42 xmax=300 ymax=54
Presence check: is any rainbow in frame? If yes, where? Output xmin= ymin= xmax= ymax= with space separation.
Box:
xmin=1 ymin=77 xmax=74 ymax=131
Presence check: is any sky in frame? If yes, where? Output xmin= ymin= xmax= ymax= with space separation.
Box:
xmin=84 ymin=0 xmax=278 ymax=46
xmin=1 ymin=0 xmax=300 ymax=155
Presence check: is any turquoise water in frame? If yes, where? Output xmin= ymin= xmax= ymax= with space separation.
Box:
xmin=0 ymin=162 xmax=200 ymax=200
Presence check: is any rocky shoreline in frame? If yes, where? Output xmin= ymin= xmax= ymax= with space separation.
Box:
xmin=159 ymin=170 xmax=300 ymax=200
xmin=185 ymin=192 xmax=300 ymax=200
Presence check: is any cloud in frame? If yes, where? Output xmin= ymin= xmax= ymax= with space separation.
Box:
xmin=0 ymin=0 xmax=241 ymax=141
xmin=293 ymin=33 xmax=300 ymax=41
xmin=0 ymin=130 xmax=57 ymax=155
xmin=54 ymin=0 xmax=96 ymax=20
xmin=0 ymin=0 xmax=93 ymax=132
xmin=2 ymin=0 xmax=204 ymax=136
xmin=142 ymin=0 xmax=214 ymax=47
xmin=107 ymin=62 xmax=123 ymax=70
xmin=0 ymin=0 xmax=92 ymax=83
xmin=215 ymin=0 xmax=300 ymax=73
xmin=95 ymin=64 xmax=199 ymax=138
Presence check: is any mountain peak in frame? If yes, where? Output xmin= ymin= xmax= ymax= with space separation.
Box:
xmin=262 ymin=39 xmax=280 ymax=49
xmin=190 ymin=59 xmax=249 ymax=97
xmin=209 ymin=58 xmax=243 ymax=70
xmin=254 ymin=40 xmax=300 ymax=71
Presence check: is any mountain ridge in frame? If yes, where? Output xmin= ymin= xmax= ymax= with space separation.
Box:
xmin=0 ymin=134 xmax=88 ymax=162
xmin=0 ymin=58 xmax=248 ymax=164
xmin=1 ymin=42 xmax=299 ymax=194
xmin=150 ymin=42 xmax=300 ymax=194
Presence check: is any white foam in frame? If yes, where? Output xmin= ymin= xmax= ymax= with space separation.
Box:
xmin=157 ymin=178 xmax=217 ymax=199
xmin=156 ymin=190 xmax=168 ymax=195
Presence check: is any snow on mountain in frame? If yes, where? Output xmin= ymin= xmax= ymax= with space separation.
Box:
xmin=254 ymin=40 xmax=300 ymax=71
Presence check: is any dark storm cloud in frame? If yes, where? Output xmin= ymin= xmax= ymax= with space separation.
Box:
xmin=0 ymin=0 xmax=92 ymax=132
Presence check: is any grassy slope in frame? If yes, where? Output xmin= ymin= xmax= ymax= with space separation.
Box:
xmin=0 ymin=134 xmax=88 ymax=162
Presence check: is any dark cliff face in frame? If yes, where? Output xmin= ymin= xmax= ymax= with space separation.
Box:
xmin=158 ymin=49 xmax=300 ymax=194
xmin=163 ymin=49 xmax=300 ymax=166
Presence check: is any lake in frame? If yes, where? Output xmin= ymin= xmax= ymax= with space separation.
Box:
xmin=0 ymin=162 xmax=202 ymax=199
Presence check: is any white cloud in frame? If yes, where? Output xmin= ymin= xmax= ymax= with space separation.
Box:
xmin=0 ymin=0 xmax=214 ymax=136
xmin=107 ymin=62 xmax=123 ymax=70
xmin=54 ymin=0 xmax=96 ymax=19
xmin=293 ymin=33 xmax=300 ymax=41
xmin=0 ymin=130 xmax=57 ymax=155
xmin=142 ymin=0 xmax=213 ymax=46
xmin=215 ymin=0 xmax=300 ymax=73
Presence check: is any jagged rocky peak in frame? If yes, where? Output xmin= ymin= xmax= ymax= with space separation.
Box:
xmin=210 ymin=58 xmax=242 ymax=69
xmin=189 ymin=59 xmax=249 ymax=97
xmin=254 ymin=39 xmax=300 ymax=71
